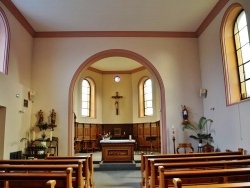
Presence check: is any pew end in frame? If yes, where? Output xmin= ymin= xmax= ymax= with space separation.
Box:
xmin=46 ymin=180 xmax=56 ymax=188
xmin=173 ymin=178 xmax=182 ymax=188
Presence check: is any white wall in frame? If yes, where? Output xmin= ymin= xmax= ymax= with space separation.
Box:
xmin=198 ymin=0 xmax=250 ymax=153
xmin=73 ymin=69 xmax=103 ymax=123
xmin=31 ymin=37 xmax=202 ymax=154
xmin=0 ymin=3 xmax=33 ymax=159
xmin=0 ymin=2 xmax=203 ymax=156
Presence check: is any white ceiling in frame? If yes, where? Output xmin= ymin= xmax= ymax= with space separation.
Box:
xmin=10 ymin=0 xmax=220 ymax=71
xmin=11 ymin=0 xmax=218 ymax=32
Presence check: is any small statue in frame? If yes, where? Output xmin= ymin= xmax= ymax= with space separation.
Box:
xmin=38 ymin=110 xmax=44 ymax=125
xmin=182 ymin=105 xmax=190 ymax=125
xmin=51 ymin=109 xmax=56 ymax=125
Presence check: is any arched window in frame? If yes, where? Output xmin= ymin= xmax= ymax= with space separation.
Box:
xmin=81 ymin=78 xmax=95 ymax=117
xmin=234 ymin=11 xmax=250 ymax=99
xmin=139 ymin=77 xmax=153 ymax=117
xmin=220 ymin=3 xmax=249 ymax=105
xmin=0 ymin=8 xmax=10 ymax=74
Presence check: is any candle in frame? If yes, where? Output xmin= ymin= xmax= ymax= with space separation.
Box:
xmin=50 ymin=131 xmax=53 ymax=141
xmin=32 ymin=130 xmax=35 ymax=141
xmin=124 ymin=132 xmax=125 ymax=135
xmin=172 ymin=125 xmax=175 ymax=139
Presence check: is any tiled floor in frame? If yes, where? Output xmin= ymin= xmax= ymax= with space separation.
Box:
xmin=75 ymin=151 xmax=143 ymax=188
xmin=93 ymin=170 xmax=141 ymax=188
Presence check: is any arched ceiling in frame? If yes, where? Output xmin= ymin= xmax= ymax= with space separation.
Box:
xmin=91 ymin=57 xmax=142 ymax=72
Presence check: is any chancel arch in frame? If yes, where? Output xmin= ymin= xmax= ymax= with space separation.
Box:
xmin=68 ymin=49 xmax=167 ymax=155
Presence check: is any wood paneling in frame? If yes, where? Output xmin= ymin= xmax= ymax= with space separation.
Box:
xmin=74 ymin=121 xmax=160 ymax=153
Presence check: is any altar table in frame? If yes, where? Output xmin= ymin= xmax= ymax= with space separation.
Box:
xmin=100 ymin=139 xmax=136 ymax=162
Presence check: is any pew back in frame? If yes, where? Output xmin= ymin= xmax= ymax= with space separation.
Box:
xmin=0 ymin=167 xmax=73 ymax=188
xmin=0 ymin=159 xmax=86 ymax=188
xmin=159 ymin=166 xmax=250 ymax=188
xmin=46 ymin=155 xmax=94 ymax=187
xmin=141 ymin=149 xmax=244 ymax=187
xmin=151 ymin=159 xmax=250 ymax=188
xmin=173 ymin=178 xmax=250 ymax=188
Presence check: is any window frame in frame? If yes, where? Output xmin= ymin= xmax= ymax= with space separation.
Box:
xmin=233 ymin=10 xmax=250 ymax=100
xmin=138 ymin=76 xmax=153 ymax=117
xmin=0 ymin=8 xmax=10 ymax=74
xmin=81 ymin=77 xmax=96 ymax=118
xmin=220 ymin=3 xmax=250 ymax=105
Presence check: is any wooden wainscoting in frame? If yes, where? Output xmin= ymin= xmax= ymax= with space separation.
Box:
xmin=74 ymin=121 xmax=160 ymax=153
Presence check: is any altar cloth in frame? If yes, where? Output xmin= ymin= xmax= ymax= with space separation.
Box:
xmin=100 ymin=139 xmax=136 ymax=144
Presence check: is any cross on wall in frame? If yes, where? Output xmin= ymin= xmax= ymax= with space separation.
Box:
xmin=111 ymin=92 xmax=123 ymax=115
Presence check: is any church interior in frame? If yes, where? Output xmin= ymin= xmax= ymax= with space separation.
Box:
xmin=1 ymin=0 xmax=250 ymax=187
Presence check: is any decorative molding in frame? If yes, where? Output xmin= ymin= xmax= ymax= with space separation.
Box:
xmin=196 ymin=0 xmax=229 ymax=37
xmin=34 ymin=31 xmax=197 ymax=38
xmin=0 ymin=0 xmax=35 ymax=36
xmin=87 ymin=66 xmax=146 ymax=74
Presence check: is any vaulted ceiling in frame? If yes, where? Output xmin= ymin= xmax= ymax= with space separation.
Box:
xmin=1 ymin=0 xmax=228 ymax=71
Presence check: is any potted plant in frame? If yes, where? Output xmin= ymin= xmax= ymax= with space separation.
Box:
xmin=182 ymin=116 xmax=213 ymax=146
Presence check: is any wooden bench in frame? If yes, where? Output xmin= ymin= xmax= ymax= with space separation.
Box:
xmin=0 ymin=159 xmax=88 ymax=188
xmin=0 ymin=164 xmax=83 ymax=188
xmin=141 ymin=148 xmax=244 ymax=187
xmin=46 ymin=154 xmax=94 ymax=187
xmin=159 ymin=166 xmax=250 ymax=188
xmin=143 ymin=153 xmax=250 ymax=188
xmin=173 ymin=178 xmax=250 ymax=188
xmin=150 ymin=159 xmax=250 ymax=188
xmin=0 ymin=167 xmax=73 ymax=188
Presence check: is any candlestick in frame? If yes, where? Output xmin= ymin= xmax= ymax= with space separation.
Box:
xmin=50 ymin=130 xmax=52 ymax=141
xmin=172 ymin=125 xmax=175 ymax=139
xmin=172 ymin=125 xmax=176 ymax=154
xmin=32 ymin=130 xmax=35 ymax=141
xmin=173 ymin=136 xmax=176 ymax=154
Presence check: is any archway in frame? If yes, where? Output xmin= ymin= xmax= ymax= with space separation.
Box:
xmin=68 ymin=49 xmax=167 ymax=155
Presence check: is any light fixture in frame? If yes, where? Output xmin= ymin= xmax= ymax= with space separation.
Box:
xmin=114 ymin=75 xmax=121 ymax=82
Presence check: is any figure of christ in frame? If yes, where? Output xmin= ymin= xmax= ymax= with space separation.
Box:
xmin=111 ymin=92 xmax=123 ymax=115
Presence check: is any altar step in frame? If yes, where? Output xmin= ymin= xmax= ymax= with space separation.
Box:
xmin=94 ymin=161 xmax=140 ymax=171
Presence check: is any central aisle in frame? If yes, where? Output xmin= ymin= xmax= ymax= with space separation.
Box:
xmin=94 ymin=170 xmax=141 ymax=188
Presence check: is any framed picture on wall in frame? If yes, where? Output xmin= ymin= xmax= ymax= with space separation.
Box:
xmin=23 ymin=99 xmax=28 ymax=107
xmin=114 ymin=128 xmax=121 ymax=136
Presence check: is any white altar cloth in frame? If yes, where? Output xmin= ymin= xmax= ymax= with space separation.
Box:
xmin=100 ymin=139 xmax=136 ymax=144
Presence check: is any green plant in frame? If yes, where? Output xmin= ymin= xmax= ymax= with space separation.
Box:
xmin=182 ymin=116 xmax=213 ymax=143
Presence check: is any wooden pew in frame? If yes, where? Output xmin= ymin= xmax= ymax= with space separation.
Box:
xmin=46 ymin=154 xmax=94 ymax=187
xmin=0 ymin=164 xmax=83 ymax=188
xmin=140 ymin=148 xmax=244 ymax=187
xmin=173 ymin=178 xmax=250 ymax=188
xmin=159 ymin=166 xmax=250 ymax=188
xmin=0 ymin=167 xmax=72 ymax=188
xmin=143 ymin=154 xmax=250 ymax=188
xmin=0 ymin=159 xmax=88 ymax=188
xmin=150 ymin=159 xmax=250 ymax=188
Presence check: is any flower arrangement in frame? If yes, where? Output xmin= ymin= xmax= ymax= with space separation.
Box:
xmin=102 ymin=132 xmax=112 ymax=140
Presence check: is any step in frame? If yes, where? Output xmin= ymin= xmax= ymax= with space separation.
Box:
xmin=95 ymin=161 xmax=140 ymax=171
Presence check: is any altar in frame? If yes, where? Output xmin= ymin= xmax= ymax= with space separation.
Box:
xmin=100 ymin=139 xmax=136 ymax=163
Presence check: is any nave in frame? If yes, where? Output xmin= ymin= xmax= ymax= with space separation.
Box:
xmin=75 ymin=151 xmax=142 ymax=188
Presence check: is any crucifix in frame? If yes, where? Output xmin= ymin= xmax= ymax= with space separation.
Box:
xmin=111 ymin=92 xmax=123 ymax=115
